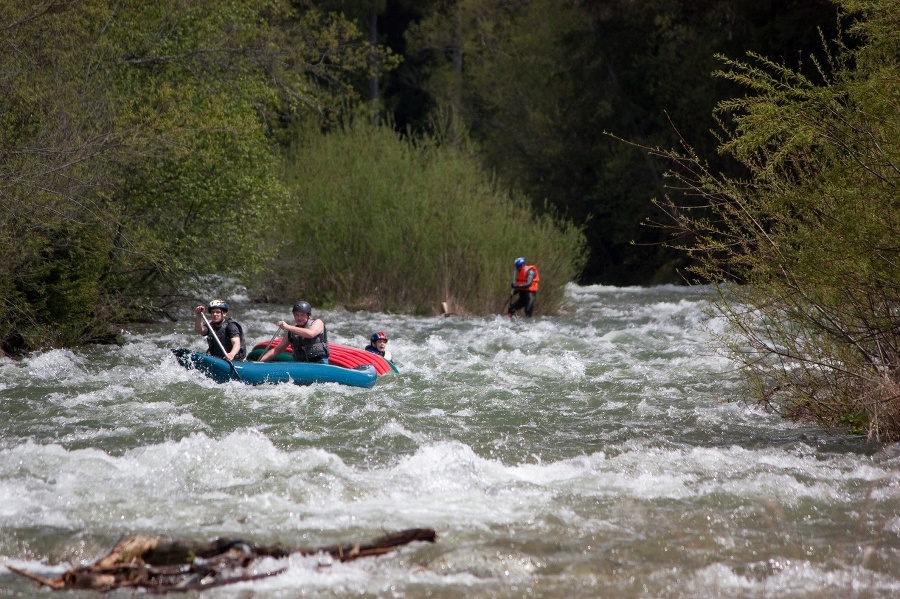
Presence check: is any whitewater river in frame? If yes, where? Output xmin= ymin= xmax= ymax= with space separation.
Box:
xmin=2 ymin=285 xmax=899 ymax=598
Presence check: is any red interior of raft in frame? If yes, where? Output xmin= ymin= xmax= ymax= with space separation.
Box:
xmin=251 ymin=341 xmax=393 ymax=375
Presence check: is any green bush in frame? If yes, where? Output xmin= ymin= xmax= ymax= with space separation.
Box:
xmin=263 ymin=115 xmax=586 ymax=315
xmin=652 ymin=0 xmax=900 ymax=439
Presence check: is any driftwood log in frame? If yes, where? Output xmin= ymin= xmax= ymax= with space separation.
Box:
xmin=7 ymin=528 xmax=437 ymax=593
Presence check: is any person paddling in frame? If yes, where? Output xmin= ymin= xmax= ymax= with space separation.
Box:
xmin=507 ymin=257 xmax=540 ymax=318
xmin=194 ymin=299 xmax=246 ymax=361
xmin=259 ymin=301 xmax=329 ymax=364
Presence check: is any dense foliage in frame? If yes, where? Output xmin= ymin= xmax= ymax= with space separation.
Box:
xmin=0 ymin=0 xmax=586 ymax=354
xmin=650 ymin=0 xmax=900 ymax=439
xmin=0 ymin=0 xmax=380 ymax=352
xmin=267 ymin=114 xmax=586 ymax=315
xmin=0 ymin=0 xmax=857 ymax=357
xmin=393 ymin=0 xmax=839 ymax=284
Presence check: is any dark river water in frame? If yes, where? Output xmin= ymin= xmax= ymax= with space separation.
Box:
xmin=1 ymin=284 xmax=898 ymax=598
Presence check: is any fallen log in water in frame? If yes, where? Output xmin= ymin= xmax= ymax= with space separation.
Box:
xmin=7 ymin=528 xmax=437 ymax=593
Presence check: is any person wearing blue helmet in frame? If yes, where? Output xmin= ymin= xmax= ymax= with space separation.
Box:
xmin=194 ymin=299 xmax=246 ymax=360
xmin=507 ymin=257 xmax=540 ymax=317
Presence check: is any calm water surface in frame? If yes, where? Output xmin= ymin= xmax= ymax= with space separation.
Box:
xmin=1 ymin=285 xmax=899 ymax=598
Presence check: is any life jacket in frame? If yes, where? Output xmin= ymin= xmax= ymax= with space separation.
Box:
xmin=365 ymin=345 xmax=393 ymax=361
xmin=207 ymin=317 xmax=247 ymax=360
xmin=515 ymin=264 xmax=540 ymax=292
xmin=288 ymin=321 xmax=329 ymax=362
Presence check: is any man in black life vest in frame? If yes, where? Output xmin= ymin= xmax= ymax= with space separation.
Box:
xmin=194 ymin=299 xmax=246 ymax=361
xmin=507 ymin=257 xmax=540 ymax=318
xmin=258 ymin=301 xmax=330 ymax=364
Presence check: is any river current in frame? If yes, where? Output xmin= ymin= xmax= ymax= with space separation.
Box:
xmin=1 ymin=284 xmax=898 ymax=598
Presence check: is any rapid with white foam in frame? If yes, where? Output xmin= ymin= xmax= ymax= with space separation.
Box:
xmin=1 ymin=285 xmax=898 ymax=598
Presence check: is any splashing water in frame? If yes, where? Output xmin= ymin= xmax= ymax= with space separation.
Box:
xmin=1 ymin=285 xmax=898 ymax=598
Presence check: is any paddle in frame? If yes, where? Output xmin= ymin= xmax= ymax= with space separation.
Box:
xmin=260 ymin=325 xmax=283 ymax=361
xmin=199 ymin=310 xmax=243 ymax=382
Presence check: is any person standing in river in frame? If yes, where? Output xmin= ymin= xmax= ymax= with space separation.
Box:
xmin=258 ymin=301 xmax=329 ymax=364
xmin=194 ymin=299 xmax=246 ymax=361
xmin=507 ymin=257 xmax=540 ymax=318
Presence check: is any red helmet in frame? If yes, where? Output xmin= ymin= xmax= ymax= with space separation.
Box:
xmin=371 ymin=331 xmax=388 ymax=342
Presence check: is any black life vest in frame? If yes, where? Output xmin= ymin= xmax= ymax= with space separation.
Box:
xmin=206 ymin=317 xmax=246 ymax=360
xmin=288 ymin=321 xmax=329 ymax=362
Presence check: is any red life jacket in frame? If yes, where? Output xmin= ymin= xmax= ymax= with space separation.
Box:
xmin=515 ymin=264 xmax=540 ymax=292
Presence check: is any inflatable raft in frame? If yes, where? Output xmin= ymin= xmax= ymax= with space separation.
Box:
xmin=172 ymin=347 xmax=378 ymax=388
xmin=246 ymin=341 xmax=398 ymax=374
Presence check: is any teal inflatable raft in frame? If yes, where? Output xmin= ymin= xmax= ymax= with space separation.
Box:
xmin=171 ymin=348 xmax=378 ymax=388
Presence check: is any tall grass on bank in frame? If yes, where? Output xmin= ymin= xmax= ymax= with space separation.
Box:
xmin=262 ymin=117 xmax=586 ymax=315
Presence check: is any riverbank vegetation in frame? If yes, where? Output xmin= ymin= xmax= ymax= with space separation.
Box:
xmin=0 ymin=1 xmax=586 ymax=354
xmin=649 ymin=0 xmax=900 ymax=439
xmin=0 ymin=0 xmax=865 ymax=369
xmin=266 ymin=114 xmax=585 ymax=315
xmin=0 ymin=1 xmax=371 ymax=352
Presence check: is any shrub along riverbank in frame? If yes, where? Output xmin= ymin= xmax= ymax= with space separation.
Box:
xmin=651 ymin=0 xmax=900 ymax=440
xmin=262 ymin=115 xmax=586 ymax=316
xmin=0 ymin=109 xmax=586 ymax=354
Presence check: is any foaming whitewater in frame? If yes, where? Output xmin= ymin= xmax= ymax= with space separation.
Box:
xmin=2 ymin=284 xmax=899 ymax=598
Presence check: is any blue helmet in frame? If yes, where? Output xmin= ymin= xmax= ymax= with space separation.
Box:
xmin=207 ymin=299 xmax=229 ymax=312
xmin=514 ymin=257 xmax=526 ymax=268
xmin=371 ymin=331 xmax=388 ymax=342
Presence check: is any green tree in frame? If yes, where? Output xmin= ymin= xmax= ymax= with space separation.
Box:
xmin=0 ymin=0 xmax=376 ymax=353
xmin=405 ymin=0 xmax=839 ymax=284
xmin=0 ymin=2 xmax=123 ymax=348
xmin=651 ymin=0 xmax=900 ymax=439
